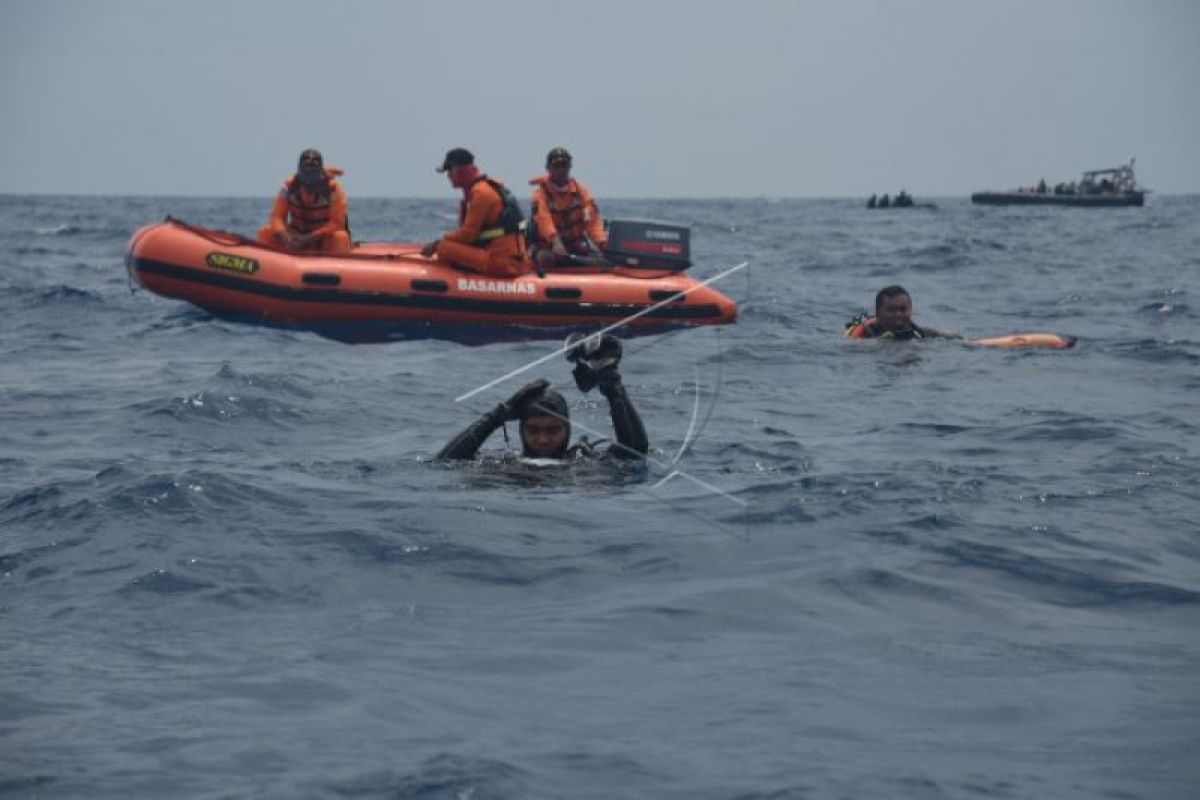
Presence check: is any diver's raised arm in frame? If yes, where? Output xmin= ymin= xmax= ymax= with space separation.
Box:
xmin=436 ymin=380 xmax=549 ymax=460
xmin=598 ymin=366 xmax=648 ymax=459
xmin=566 ymin=334 xmax=648 ymax=459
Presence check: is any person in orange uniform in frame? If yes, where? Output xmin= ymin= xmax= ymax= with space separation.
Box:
xmin=420 ymin=148 xmax=531 ymax=278
xmin=257 ymin=149 xmax=351 ymax=254
xmin=528 ymin=147 xmax=607 ymax=269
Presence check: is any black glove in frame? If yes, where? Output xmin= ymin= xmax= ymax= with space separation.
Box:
xmin=498 ymin=379 xmax=550 ymax=421
xmin=565 ymin=333 xmax=622 ymax=394
xmin=594 ymin=365 xmax=622 ymax=396
xmin=572 ymin=361 xmax=598 ymax=393
xmin=564 ymin=331 xmax=622 ymax=365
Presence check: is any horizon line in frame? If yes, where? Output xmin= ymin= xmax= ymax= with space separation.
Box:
xmin=1 ymin=191 xmax=1194 ymax=201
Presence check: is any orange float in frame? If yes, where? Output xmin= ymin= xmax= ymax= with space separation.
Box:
xmin=126 ymin=218 xmax=738 ymax=341
xmin=966 ymin=333 xmax=1077 ymax=349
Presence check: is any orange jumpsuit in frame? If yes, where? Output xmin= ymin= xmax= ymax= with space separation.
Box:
xmin=437 ymin=177 xmax=530 ymax=278
xmin=529 ymin=174 xmax=606 ymax=262
xmin=257 ymin=169 xmax=351 ymax=254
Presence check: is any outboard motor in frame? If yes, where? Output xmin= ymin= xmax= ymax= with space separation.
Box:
xmin=601 ymin=219 xmax=691 ymax=271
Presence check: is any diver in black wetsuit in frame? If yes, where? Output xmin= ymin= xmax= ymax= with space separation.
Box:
xmin=436 ymin=334 xmax=648 ymax=461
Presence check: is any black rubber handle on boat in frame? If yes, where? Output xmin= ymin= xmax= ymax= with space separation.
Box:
xmin=565 ymin=254 xmax=616 ymax=267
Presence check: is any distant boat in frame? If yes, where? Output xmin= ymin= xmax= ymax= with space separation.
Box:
xmin=972 ymin=159 xmax=1145 ymax=207
xmin=866 ymin=191 xmax=937 ymax=210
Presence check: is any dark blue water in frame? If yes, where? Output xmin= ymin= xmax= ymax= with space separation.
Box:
xmin=3 ymin=194 xmax=1198 ymax=799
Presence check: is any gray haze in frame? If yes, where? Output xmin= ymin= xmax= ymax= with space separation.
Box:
xmin=2 ymin=0 xmax=1197 ymax=197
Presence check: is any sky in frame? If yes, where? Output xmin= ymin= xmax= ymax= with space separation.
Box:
xmin=1 ymin=0 xmax=1198 ymax=198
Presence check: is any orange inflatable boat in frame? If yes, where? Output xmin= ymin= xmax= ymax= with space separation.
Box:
xmin=126 ymin=218 xmax=738 ymax=342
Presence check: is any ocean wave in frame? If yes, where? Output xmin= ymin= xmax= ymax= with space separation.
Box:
xmin=1108 ymin=339 xmax=1200 ymax=365
xmin=11 ymin=244 xmax=77 ymax=257
xmin=983 ymin=416 xmax=1122 ymax=443
xmin=1137 ymin=301 xmax=1192 ymax=320
xmin=291 ymin=459 xmax=377 ymax=481
xmin=36 ymin=284 xmax=105 ymax=304
xmin=26 ymin=223 xmax=133 ymax=238
xmin=936 ymin=538 xmax=1200 ymax=608
xmin=823 ymin=565 xmax=973 ymax=607
xmin=317 ymin=754 xmax=530 ymax=799
xmin=211 ymin=363 xmax=314 ymax=394
xmin=33 ymin=224 xmax=83 ymax=236
xmin=2 ymin=469 xmax=292 ymax=538
xmin=899 ymin=240 xmax=974 ymax=271
xmin=0 ymin=776 xmax=57 ymax=795
xmin=120 ymin=568 xmax=215 ymax=595
xmin=287 ymin=527 xmax=589 ymax=586
xmin=0 ymin=283 xmax=112 ymax=313
xmin=969 ymin=236 xmax=1010 ymax=251
xmin=0 ymin=483 xmax=97 ymax=536
xmin=117 ymin=563 xmax=297 ymax=608
xmin=130 ymin=390 xmax=308 ymax=427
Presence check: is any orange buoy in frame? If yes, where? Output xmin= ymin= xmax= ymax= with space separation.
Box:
xmin=966 ymin=333 xmax=1077 ymax=349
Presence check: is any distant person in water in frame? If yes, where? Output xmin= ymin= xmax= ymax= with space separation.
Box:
xmin=843 ymin=285 xmax=958 ymax=340
xmin=436 ymin=334 xmax=648 ymax=461
xmin=257 ymin=149 xmax=352 ymax=254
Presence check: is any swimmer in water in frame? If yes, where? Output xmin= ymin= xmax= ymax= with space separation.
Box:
xmin=843 ymin=285 xmax=958 ymax=341
xmin=436 ymin=333 xmax=648 ymax=461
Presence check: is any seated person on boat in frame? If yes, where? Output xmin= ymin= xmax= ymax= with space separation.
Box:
xmin=528 ymin=147 xmax=608 ymax=270
xmin=257 ymin=149 xmax=351 ymax=254
xmin=437 ymin=334 xmax=648 ymax=461
xmin=421 ymin=148 xmax=532 ymax=278
xmin=844 ymin=285 xmax=954 ymax=340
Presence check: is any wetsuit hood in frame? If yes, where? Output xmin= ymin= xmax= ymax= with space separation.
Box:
xmin=519 ymin=388 xmax=571 ymax=458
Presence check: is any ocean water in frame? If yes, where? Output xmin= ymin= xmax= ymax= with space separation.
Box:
xmin=2 ymin=193 xmax=1198 ymax=799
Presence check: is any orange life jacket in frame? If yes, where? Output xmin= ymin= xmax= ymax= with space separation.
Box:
xmin=461 ymin=176 xmax=524 ymax=245
xmin=530 ymin=176 xmax=589 ymax=250
xmin=844 ymin=315 xmax=932 ymax=340
xmin=283 ymin=168 xmax=345 ymax=234
xmin=844 ymin=314 xmax=875 ymax=338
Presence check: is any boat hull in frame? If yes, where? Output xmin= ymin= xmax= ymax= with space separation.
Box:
xmin=126 ymin=220 xmax=738 ymax=342
xmin=970 ymin=191 xmax=1144 ymax=207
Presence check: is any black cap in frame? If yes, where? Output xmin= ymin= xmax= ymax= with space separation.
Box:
xmin=298 ymin=148 xmax=323 ymax=168
xmin=436 ymin=148 xmax=474 ymax=173
xmin=546 ymin=147 xmax=572 ymax=168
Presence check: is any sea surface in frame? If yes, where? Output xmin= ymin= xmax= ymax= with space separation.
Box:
xmin=2 ymin=194 xmax=1198 ymax=799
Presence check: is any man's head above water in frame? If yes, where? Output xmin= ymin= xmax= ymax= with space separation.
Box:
xmin=518 ymin=386 xmax=571 ymax=458
xmin=874 ymin=285 xmax=914 ymax=333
